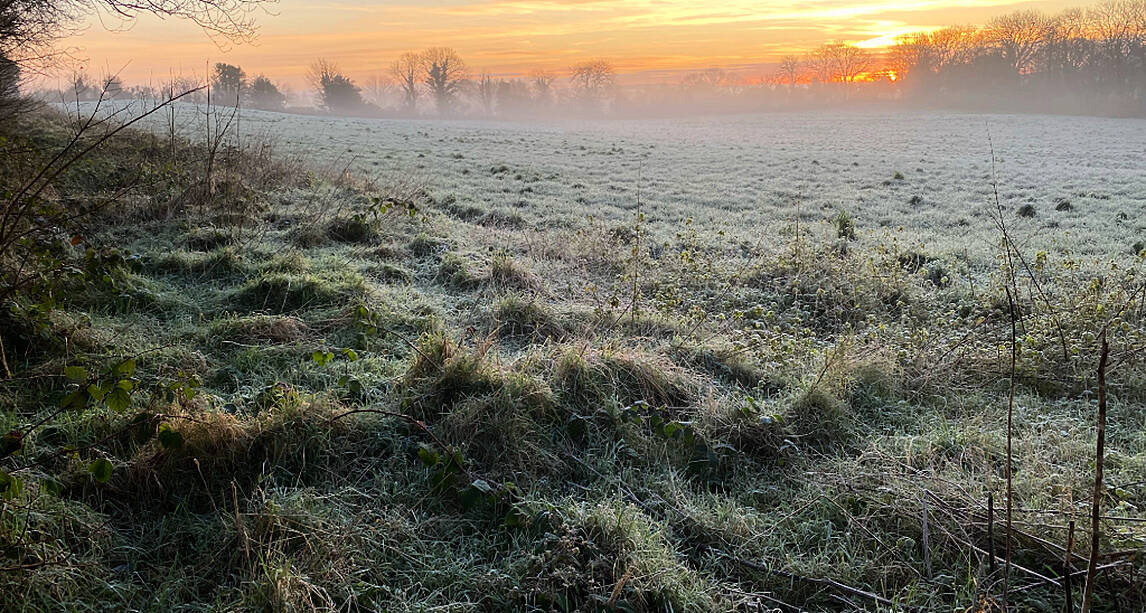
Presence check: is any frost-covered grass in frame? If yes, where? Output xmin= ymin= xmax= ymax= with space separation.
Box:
xmin=97 ymin=101 xmax=1146 ymax=263
xmin=6 ymin=104 xmax=1143 ymax=611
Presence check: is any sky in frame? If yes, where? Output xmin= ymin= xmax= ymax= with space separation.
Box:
xmin=63 ymin=0 xmax=1083 ymax=88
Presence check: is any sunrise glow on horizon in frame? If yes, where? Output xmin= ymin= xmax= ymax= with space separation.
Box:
xmin=63 ymin=0 xmax=1083 ymax=87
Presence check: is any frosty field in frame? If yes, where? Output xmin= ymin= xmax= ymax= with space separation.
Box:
xmin=167 ymin=106 xmax=1146 ymax=260
xmin=11 ymin=103 xmax=1144 ymax=611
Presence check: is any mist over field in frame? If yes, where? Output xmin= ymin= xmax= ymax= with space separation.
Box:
xmin=5 ymin=1 xmax=1146 ymax=612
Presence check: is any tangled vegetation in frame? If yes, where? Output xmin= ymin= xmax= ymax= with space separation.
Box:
xmin=0 ymin=105 xmax=1144 ymax=612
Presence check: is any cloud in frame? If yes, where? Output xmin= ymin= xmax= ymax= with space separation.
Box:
xmin=62 ymin=0 xmax=1075 ymax=86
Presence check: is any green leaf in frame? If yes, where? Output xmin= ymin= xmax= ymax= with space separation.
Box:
xmin=157 ymin=424 xmax=184 ymax=450
xmin=343 ymin=348 xmax=359 ymax=362
xmin=59 ymin=389 xmax=89 ymax=411
xmin=105 ymin=387 xmax=131 ymax=413
xmin=417 ymin=446 xmax=439 ymax=467
xmin=346 ymin=379 xmax=363 ymax=395
xmin=114 ymin=359 xmax=136 ymax=378
xmin=430 ymin=469 xmax=456 ymax=492
xmin=89 ymin=458 xmax=113 ymax=484
xmin=504 ymin=508 xmax=526 ymax=528
xmin=0 ymin=471 xmax=22 ymax=500
xmin=87 ymin=383 xmax=107 ymax=402
xmin=40 ymin=478 xmax=63 ymax=497
xmin=64 ymin=366 xmax=88 ymax=381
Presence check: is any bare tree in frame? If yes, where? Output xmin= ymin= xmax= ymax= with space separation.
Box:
xmin=476 ymin=72 xmax=496 ymax=115
xmin=805 ymin=47 xmax=833 ymax=84
xmin=390 ymin=51 xmax=419 ymax=113
xmin=362 ymin=73 xmax=393 ymax=108
xmin=569 ymin=59 xmax=615 ymax=107
xmin=681 ymin=67 xmax=728 ymax=89
xmin=420 ymin=46 xmax=467 ymax=115
xmin=4 ymin=0 xmax=271 ymax=74
xmin=778 ymin=55 xmax=801 ymax=88
xmin=829 ymin=42 xmax=872 ymax=84
xmin=530 ymin=68 xmax=555 ymax=105
xmin=987 ymin=9 xmax=1053 ymax=74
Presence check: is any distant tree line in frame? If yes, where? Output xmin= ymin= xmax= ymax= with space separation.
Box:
xmin=14 ymin=0 xmax=1146 ymax=118
xmin=889 ymin=1 xmax=1146 ymax=113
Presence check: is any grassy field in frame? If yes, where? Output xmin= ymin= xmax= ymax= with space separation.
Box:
xmin=1 ymin=105 xmax=1144 ymax=611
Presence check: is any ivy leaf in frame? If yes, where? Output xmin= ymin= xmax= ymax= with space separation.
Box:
xmin=105 ymin=386 xmax=131 ymax=413
xmin=157 ymin=424 xmax=184 ymax=450
xmin=343 ymin=348 xmax=359 ymax=362
xmin=64 ymin=366 xmax=88 ymax=381
xmin=89 ymin=458 xmax=113 ymax=484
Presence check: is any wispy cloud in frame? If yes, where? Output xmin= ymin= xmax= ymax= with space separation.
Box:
xmin=66 ymin=0 xmax=1077 ymax=85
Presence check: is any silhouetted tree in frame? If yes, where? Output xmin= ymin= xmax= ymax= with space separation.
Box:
xmin=247 ymin=74 xmax=285 ymax=110
xmin=569 ymin=59 xmax=615 ymax=110
xmin=211 ymin=62 xmax=245 ymax=105
xmin=987 ymin=9 xmax=1052 ymax=75
xmin=363 ymin=74 xmax=393 ymax=108
xmin=308 ymin=59 xmax=365 ymax=113
xmin=420 ymin=47 xmax=467 ymax=115
xmin=476 ymin=72 xmax=496 ymax=115
xmin=530 ymin=68 xmax=555 ymax=105
xmin=390 ymin=51 xmax=420 ymax=113
xmin=778 ymin=55 xmax=801 ymax=88
xmin=0 ymin=52 xmax=19 ymax=119
xmin=2 ymin=0 xmax=270 ymax=75
xmin=496 ymin=78 xmax=532 ymax=116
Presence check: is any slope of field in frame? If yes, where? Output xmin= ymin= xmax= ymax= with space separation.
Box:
xmin=3 ymin=105 xmax=1144 ymax=611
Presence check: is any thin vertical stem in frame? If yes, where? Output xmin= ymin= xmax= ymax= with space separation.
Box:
xmin=1080 ymin=332 xmax=1109 ymax=613
xmin=1004 ymin=286 xmax=1017 ymax=610
xmin=1064 ymin=519 xmax=1076 ymax=613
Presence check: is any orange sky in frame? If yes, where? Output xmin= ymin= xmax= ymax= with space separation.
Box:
xmin=63 ymin=0 xmax=1083 ymax=87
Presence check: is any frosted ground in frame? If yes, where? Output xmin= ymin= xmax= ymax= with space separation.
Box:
xmin=102 ymin=103 xmax=1146 ymax=263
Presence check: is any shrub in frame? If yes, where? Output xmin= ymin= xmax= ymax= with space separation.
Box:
xmin=233 ymin=272 xmax=366 ymax=313
xmin=491 ymin=294 xmax=565 ymax=339
xmin=326 ymin=216 xmax=376 ymax=244
xmin=186 ymin=227 xmax=234 ymax=251
xmin=832 ymin=210 xmax=856 ymax=241
xmin=488 ymin=252 xmax=542 ymax=292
